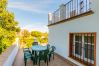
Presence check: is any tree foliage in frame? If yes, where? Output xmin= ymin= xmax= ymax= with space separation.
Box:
xmin=20 ymin=30 xmax=33 ymax=48
xmin=20 ymin=30 xmax=48 ymax=48
xmin=31 ymin=31 xmax=48 ymax=43
xmin=0 ymin=0 xmax=20 ymax=54
xmin=40 ymin=32 xmax=48 ymax=43
xmin=0 ymin=0 xmax=7 ymax=12
xmin=31 ymin=31 xmax=42 ymax=38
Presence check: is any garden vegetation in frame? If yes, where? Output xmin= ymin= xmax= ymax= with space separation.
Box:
xmin=20 ymin=30 xmax=48 ymax=48
xmin=0 ymin=0 xmax=20 ymax=54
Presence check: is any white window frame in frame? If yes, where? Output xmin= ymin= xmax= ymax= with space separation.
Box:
xmin=73 ymin=34 xmax=94 ymax=64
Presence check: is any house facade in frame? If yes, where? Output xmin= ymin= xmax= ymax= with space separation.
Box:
xmin=48 ymin=0 xmax=99 ymax=66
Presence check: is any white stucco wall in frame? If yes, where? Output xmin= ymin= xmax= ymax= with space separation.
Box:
xmin=3 ymin=38 xmax=19 ymax=66
xmin=48 ymin=0 xmax=99 ymax=66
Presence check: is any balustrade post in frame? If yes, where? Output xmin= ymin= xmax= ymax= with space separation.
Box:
xmin=59 ymin=4 xmax=66 ymax=21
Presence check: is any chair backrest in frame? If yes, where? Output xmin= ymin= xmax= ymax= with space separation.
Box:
xmin=47 ymin=44 xmax=50 ymax=49
xmin=39 ymin=51 xmax=44 ymax=57
xmin=51 ymin=46 xmax=56 ymax=52
xmin=23 ymin=48 xmax=31 ymax=53
xmin=32 ymin=42 xmax=38 ymax=45
xmin=44 ymin=49 xmax=49 ymax=55
xmin=23 ymin=48 xmax=29 ymax=51
xmin=23 ymin=48 xmax=32 ymax=61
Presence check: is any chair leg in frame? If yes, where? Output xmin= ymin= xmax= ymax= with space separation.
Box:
xmin=34 ymin=59 xmax=36 ymax=65
xmin=47 ymin=60 xmax=48 ymax=66
xmin=53 ymin=53 xmax=54 ymax=59
xmin=35 ymin=58 xmax=37 ymax=65
xmin=39 ymin=59 xmax=40 ymax=66
xmin=32 ymin=57 xmax=35 ymax=65
xmin=49 ymin=54 xmax=51 ymax=62
xmin=25 ymin=60 xmax=27 ymax=66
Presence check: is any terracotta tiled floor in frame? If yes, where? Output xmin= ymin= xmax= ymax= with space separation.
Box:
xmin=13 ymin=49 xmax=77 ymax=66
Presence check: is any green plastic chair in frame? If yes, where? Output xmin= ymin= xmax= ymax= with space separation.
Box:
xmin=37 ymin=50 xmax=49 ymax=66
xmin=48 ymin=46 xmax=56 ymax=61
xmin=23 ymin=48 xmax=34 ymax=66
xmin=47 ymin=44 xmax=50 ymax=49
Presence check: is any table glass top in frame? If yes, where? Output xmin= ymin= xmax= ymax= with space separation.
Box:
xmin=32 ymin=45 xmax=47 ymax=51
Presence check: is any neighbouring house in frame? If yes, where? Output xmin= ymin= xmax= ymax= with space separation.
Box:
xmin=48 ymin=0 xmax=99 ymax=66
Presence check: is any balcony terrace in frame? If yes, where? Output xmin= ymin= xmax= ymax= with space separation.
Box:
xmin=13 ymin=49 xmax=77 ymax=66
xmin=0 ymin=38 xmax=77 ymax=66
xmin=48 ymin=0 xmax=93 ymax=26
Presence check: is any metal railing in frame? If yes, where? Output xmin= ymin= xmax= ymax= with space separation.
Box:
xmin=48 ymin=0 xmax=91 ymax=25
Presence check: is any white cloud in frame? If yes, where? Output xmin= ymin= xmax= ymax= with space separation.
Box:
xmin=7 ymin=0 xmax=54 ymax=14
xmin=7 ymin=2 xmax=46 ymax=14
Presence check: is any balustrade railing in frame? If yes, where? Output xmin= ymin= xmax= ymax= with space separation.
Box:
xmin=48 ymin=0 xmax=91 ymax=25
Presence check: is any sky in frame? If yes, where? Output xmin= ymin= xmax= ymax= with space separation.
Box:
xmin=7 ymin=0 xmax=69 ymax=32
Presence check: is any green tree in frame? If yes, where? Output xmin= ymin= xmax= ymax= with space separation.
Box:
xmin=40 ymin=32 xmax=48 ymax=43
xmin=22 ymin=30 xmax=30 ymax=37
xmin=20 ymin=30 xmax=48 ymax=48
xmin=0 ymin=0 xmax=20 ymax=54
xmin=0 ymin=0 xmax=7 ymax=12
xmin=20 ymin=30 xmax=33 ymax=48
xmin=31 ymin=31 xmax=42 ymax=38
xmin=16 ymin=27 xmax=21 ymax=32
